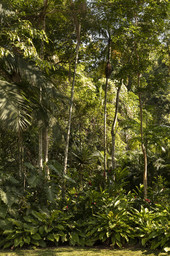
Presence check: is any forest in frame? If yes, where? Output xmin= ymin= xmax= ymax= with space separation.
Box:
xmin=0 ymin=0 xmax=169 ymax=253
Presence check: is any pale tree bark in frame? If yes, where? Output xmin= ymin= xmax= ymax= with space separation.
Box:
xmin=111 ymin=81 xmax=122 ymax=179
xmin=139 ymin=90 xmax=148 ymax=199
xmin=62 ymin=25 xmax=81 ymax=199
xmin=39 ymin=126 xmax=43 ymax=170
xmin=43 ymin=127 xmax=50 ymax=179
xmin=104 ymin=35 xmax=112 ymax=180
xmin=63 ymin=23 xmax=81 ymax=176
xmin=38 ymin=0 xmax=50 ymax=179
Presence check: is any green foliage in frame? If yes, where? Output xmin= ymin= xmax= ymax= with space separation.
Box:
xmin=0 ymin=80 xmax=31 ymax=130
xmin=0 ymin=180 xmax=169 ymax=250
xmin=84 ymin=194 xmax=134 ymax=248
xmin=0 ymin=209 xmax=70 ymax=249
xmin=130 ymin=204 xmax=170 ymax=251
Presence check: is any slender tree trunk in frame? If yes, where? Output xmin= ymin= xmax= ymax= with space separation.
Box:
xmin=134 ymin=14 xmax=148 ymax=199
xmin=111 ymin=82 xmax=122 ymax=179
xmin=43 ymin=127 xmax=50 ymax=179
xmin=139 ymin=91 xmax=148 ymax=199
xmin=38 ymin=0 xmax=49 ymax=176
xmin=104 ymin=77 xmax=108 ymax=179
xmin=18 ymin=117 xmax=26 ymax=189
xmin=62 ymin=5 xmax=81 ymax=200
xmin=104 ymin=36 xmax=112 ymax=179
xmin=62 ymin=35 xmax=80 ymax=199
xmin=63 ymin=25 xmax=81 ymax=176
xmin=39 ymin=125 xmax=43 ymax=170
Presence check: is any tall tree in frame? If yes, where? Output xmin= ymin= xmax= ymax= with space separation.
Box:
xmin=104 ymin=34 xmax=112 ymax=179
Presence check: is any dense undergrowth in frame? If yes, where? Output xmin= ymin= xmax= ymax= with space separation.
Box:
xmin=0 ymin=171 xmax=169 ymax=252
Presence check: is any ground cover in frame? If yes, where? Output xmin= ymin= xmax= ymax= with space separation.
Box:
xmin=0 ymin=247 xmax=168 ymax=256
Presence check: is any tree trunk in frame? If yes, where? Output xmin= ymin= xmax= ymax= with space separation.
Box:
xmin=43 ymin=127 xmax=50 ymax=179
xmin=104 ymin=36 xmax=112 ymax=180
xmin=139 ymin=92 xmax=148 ymax=199
xmin=38 ymin=0 xmax=49 ymax=174
xmin=134 ymin=14 xmax=148 ymax=199
xmin=111 ymin=82 xmax=122 ymax=179
xmin=63 ymin=13 xmax=81 ymax=199
xmin=104 ymin=77 xmax=108 ymax=179
xmin=39 ymin=125 xmax=43 ymax=170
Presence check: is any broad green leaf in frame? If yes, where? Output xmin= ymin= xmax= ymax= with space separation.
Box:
xmin=0 ymin=189 xmax=8 ymax=205
xmin=115 ymin=233 xmax=120 ymax=242
xmin=24 ymin=236 xmax=31 ymax=244
xmin=32 ymin=233 xmax=41 ymax=240
xmin=47 ymin=233 xmax=54 ymax=242
xmin=14 ymin=237 xmax=22 ymax=247
xmin=53 ymin=233 xmax=60 ymax=242
xmin=56 ymin=224 xmax=65 ymax=230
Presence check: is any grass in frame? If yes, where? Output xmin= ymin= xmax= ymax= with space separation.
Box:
xmin=0 ymin=247 xmax=168 ymax=256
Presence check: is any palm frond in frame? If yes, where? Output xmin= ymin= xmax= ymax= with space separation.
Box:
xmin=0 ymin=80 xmax=31 ymax=131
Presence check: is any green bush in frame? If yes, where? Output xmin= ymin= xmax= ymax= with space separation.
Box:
xmin=84 ymin=194 xmax=134 ymax=248
xmin=130 ymin=204 xmax=170 ymax=250
xmin=0 ymin=183 xmax=169 ymax=251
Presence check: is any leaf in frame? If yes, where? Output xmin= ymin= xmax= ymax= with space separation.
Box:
xmin=47 ymin=233 xmax=54 ymax=242
xmin=39 ymin=226 xmax=44 ymax=235
xmin=27 ymin=175 xmax=39 ymax=188
xmin=44 ymin=225 xmax=53 ymax=233
xmin=24 ymin=162 xmax=36 ymax=170
xmin=116 ymin=240 xmax=122 ymax=248
xmin=8 ymin=176 xmax=19 ymax=185
xmin=53 ymin=233 xmax=60 ymax=242
xmin=114 ymin=200 xmax=120 ymax=207
xmin=111 ymin=236 xmax=116 ymax=246
xmin=142 ymin=238 xmax=148 ymax=246
xmin=24 ymin=236 xmax=31 ymax=244
xmin=0 ymin=189 xmax=8 ymax=205
xmin=31 ymin=240 xmax=40 ymax=246
xmin=23 ymin=216 xmax=35 ymax=223
xmin=0 ymin=205 xmax=7 ymax=218
xmin=164 ymin=247 xmax=170 ymax=252
xmin=31 ymin=210 xmax=46 ymax=222
xmin=3 ymin=230 xmax=13 ymax=234
xmin=63 ymin=174 xmax=76 ymax=184
xmin=7 ymin=218 xmax=23 ymax=227
xmin=32 ymin=233 xmax=41 ymax=240
xmin=120 ymin=233 xmax=129 ymax=242
xmin=14 ymin=237 xmax=22 ymax=247
xmin=61 ymin=234 xmax=67 ymax=243
xmin=38 ymin=240 xmax=46 ymax=248
xmin=0 ymin=80 xmax=31 ymax=131
xmin=48 ymin=164 xmax=61 ymax=176
xmin=56 ymin=224 xmax=65 ymax=230
xmin=3 ymin=241 xmax=13 ymax=249
xmin=99 ymin=231 xmax=106 ymax=240
xmin=115 ymin=233 xmax=121 ymax=242
xmin=26 ymin=227 xmax=38 ymax=235
xmin=151 ymin=241 xmax=161 ymax=250
xmin=70 ymin=232 xmax=79 ymax=245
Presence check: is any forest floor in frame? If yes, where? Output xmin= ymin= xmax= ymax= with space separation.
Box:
xmin=0 ymin=247 xmax=168 ymax=256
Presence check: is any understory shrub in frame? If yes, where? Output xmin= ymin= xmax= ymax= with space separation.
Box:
xmin=0 ymin=187 xmax=169 ymax=251
xmin=130 ymin=204 xmax=170 ymax=251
